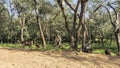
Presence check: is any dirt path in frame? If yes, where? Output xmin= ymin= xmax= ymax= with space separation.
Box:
xmin=0 ymin=47 xmax=120 ymax=68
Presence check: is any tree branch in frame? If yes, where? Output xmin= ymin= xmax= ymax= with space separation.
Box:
xmin=93 ymin=4 xmax=102 ymax=13
xmin=64 ymin=0 xmax=75 ymax=11
xmin=91 ymin=1 xmax=116 ymax=27
xmin=52 ymin=10 xmax=61 ymax=20
xmin=104 ymin=6 xmax=116 ymax=27
xmin=77 ymin=0 xmax=88 ymax=31
xmin=107 ymin=2 xmax=117 ymax=20
xmin=75 ymin=0 xmax=80 ymax=11
xmin=64 ymin=0 xmax=80 ymax=17
xmin=93 ymin=0 xmax=107 ymax=13
xmin=72 ymin=0 xmax=80 ymax=33
xmin=57 ymin=0 xmax=70 ymax=33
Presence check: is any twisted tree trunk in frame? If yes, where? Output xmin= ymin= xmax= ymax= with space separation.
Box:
xmin=57 ymin=0 xmax=89 ymax=51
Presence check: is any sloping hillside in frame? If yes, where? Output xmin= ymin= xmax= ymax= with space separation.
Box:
xmin=0 ymin=47 xmax=120 ymax=68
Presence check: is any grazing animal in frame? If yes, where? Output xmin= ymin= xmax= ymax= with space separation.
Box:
xmin=83 ymin=44 xmax=92 ymax=53
xmin=105 ymin=49 xmax=111 ymax=55
xmin=21 ymin=41 xmax=33 ymax=48
xmin=35 ymin=43 xmax=40 ymax=48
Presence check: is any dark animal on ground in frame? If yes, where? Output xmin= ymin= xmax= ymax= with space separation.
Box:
xmin=105 ymin=49 xmax=111 ymax=55
xmin=35 ymin=43 xmax=40 ymax=48
xmin=83 ymin=45 xmax=92 ymax=53
xmin=21 ymin=41 xmax=33 ymax=48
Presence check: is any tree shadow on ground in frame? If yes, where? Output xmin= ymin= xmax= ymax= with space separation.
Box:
xmin=1 ymin=47 xmax=120 ymax=67
xmin=44 ymin=51 xmax=120 ymax=67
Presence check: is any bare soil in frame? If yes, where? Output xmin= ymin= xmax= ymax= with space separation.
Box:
xmin=0 ymin=47 xmax=120 ymax=68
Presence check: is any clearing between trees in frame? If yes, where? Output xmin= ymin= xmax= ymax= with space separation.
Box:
xmin=0 ymin=47 xmax=120 ymax=68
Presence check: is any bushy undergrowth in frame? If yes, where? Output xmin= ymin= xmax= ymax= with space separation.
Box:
xmin=0 ymin=40 xmax=118 ymax=56
xmin=91 ymin=40 xmax=117 ymax=56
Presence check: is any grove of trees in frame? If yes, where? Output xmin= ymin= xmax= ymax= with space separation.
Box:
xmin=0 ymin=0 xmax=120 ymax=54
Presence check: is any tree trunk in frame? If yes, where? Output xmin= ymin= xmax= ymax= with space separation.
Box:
xmin=70 ymin=35 xmax=75 ymax=50
xmin=20 ymin=26 xmax=24 ymax=42
xmin=104 ymin=2 xmax=120 ymax=54
xmin=81 ymin=19 xmax=90 ymax=52
xmin=74 ymin=34 xmax=79 ymax=50
xmin=33 ymin=0 xmax=46 ymax=47
xmin=38 ymin=18 xmax=46 ymax=47
xmin=9 ymin=0 xmax=14 ymax=43
xmin=115 ymin=12 xmax=120 ymax=54
xmin=101 ymin=36 xmax=105 ymax=46
xmin=82 ymin=25 xmax=87 ymax=51
xmin=57 ymin=0 xmax=88 ymax=51
xmin=115 ymin=29 xmax=120 ymax=54
xmin=70 ymin=31 xmax=79 ymax=50
xmin=20 ymin=17 xmax=25 ymax=42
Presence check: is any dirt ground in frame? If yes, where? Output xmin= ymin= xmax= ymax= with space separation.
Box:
xmin=0 ymin=47 xmax=120 ymax=68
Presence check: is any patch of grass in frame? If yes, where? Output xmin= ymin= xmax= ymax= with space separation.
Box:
xmin=111 ymin=52 xmax=117 ymax=56
xmin=92 ymin=49 xmax=105 ymax=54
xmin=62 ymin=43 xmax=70 ymax=50
xmin=92 ymin=49 xmax=117 ymax=56
xmin=91 ymin=40 xmax=118 ymax=56
xmin=44 ymin=44 xmax=54 ymax=50
xmin=0 ymin=43 xmax=21 ymax=48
